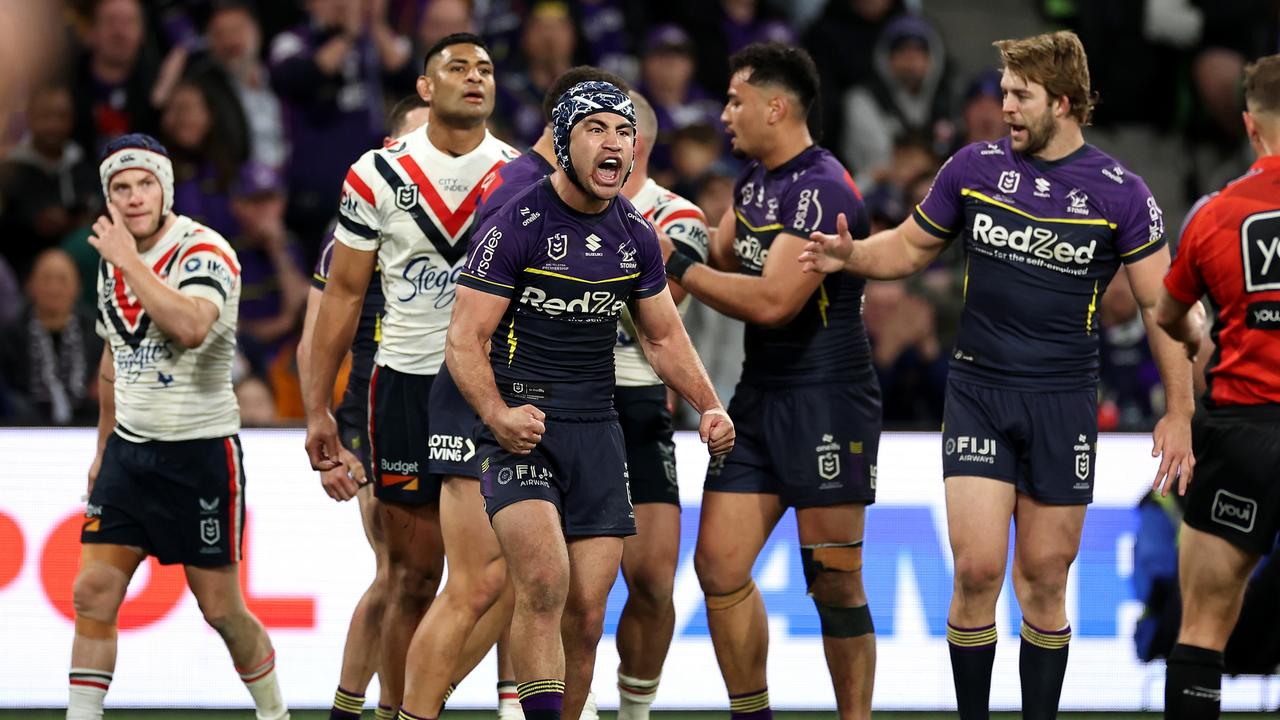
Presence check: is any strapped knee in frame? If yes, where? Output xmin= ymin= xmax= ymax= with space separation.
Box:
xmin=799 ymin=541 xmax=864 ymax=591
xmin=705 ymin=579 xmax=756 ymax=611
xmin=801 ymin=541 xmax=872 ymax=638
xmin=814 ymin=602 xmax=874 ymax=638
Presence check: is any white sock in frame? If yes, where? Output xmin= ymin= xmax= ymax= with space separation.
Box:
xmin=68 ymin=668 xmax=112 ymax=720
xmin=238 ymin=651 xmax=288 ymax=720
xmin=617 ymin=671 xmax=659 ymax=720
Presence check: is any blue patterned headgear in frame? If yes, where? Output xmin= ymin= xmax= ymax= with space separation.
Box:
xmin=99 ymin=133 xmax=175 ymax=216
xmin=551 ymin=81 xmax=636 ymax=191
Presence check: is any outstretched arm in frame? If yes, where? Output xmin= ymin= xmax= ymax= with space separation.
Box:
xmin=799 ymin=213 xmax=949 ymax=280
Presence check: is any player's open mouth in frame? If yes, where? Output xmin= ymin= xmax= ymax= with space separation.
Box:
xmin=464 ymin=91 xmax=486 ymax=103
xmin=1009 ymin=123 xmax=1027 ymax=141
xmin=593 ymin=157 xmax=622 ymax=185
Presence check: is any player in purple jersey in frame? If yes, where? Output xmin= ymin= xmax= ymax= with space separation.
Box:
xmin=802 ymin=31 xmax=1195 ymax=719
xmin=660 ymin=43 xmax=880 ymax=720
xmin=297 ymin=95 xmax=428 ymax=720
xmin=471 ymin=65 xmax=629 ymax=720
xmin=449 ymin=81 xmax=733 ymax=720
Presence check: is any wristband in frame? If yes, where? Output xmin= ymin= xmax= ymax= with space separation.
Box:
xmin=665 ymin=251 xmax=699 ymax=281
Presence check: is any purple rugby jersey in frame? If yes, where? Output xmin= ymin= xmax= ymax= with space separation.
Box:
xmin=732 ymin=145 xmax=875 ymax=386
xmin=458 ymin=178 xmax=667 ymax=415
xmin=913 ymin=136 xmax=1166 ymax=389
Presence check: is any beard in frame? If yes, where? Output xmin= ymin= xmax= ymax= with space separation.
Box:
xmin=1020 ymin=109 xmax=1058 ymax=156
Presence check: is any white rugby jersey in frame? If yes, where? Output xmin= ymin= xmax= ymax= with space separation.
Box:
xmin=96 ymin=215 xmax=241 ymax=441
xmin=334 ymin=127 xmax=519 ymax=375
xmin=615 ymin=179 xmax=709 ymax=387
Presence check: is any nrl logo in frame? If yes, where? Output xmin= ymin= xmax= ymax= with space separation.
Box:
xmin=200 ymin=518 xmax=221 ymax=546
xmin=546 ymin=233 xmax=568 ymax=260
xmin=395 ymin=185 xmax=420 ymax=211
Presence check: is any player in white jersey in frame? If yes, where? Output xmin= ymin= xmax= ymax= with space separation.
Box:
xmin=303 ymin=33 xmax=519 ymax=715
xmin=298 ymin=95 xmax=430 ymax=720
xmin=609 ymin=92 xmax=710 ymax=720
xmin=68 ymin=134 xmax=288 ymax=720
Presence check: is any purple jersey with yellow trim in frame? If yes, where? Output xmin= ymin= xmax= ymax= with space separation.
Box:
xmin=732 ymin=145 xmax=874 ymax=385
xmin=458 ymin=178 xmax=668 ymax=414
xmin=914 ymin=138 xmax=1165 ymax=389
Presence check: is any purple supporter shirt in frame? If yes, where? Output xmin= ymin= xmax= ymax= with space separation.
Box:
xmin=912 ymin=137 xmax=1166 ymax=389
xmin=457 ymin=178 xmax=667 ymax=415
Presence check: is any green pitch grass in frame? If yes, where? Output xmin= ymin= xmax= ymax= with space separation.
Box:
xmin=0 ymin=707 xmax=1264 ymax=712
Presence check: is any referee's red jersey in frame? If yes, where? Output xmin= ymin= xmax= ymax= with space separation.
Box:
xmin=1165 ymin=155 xmax=1280 ymax=407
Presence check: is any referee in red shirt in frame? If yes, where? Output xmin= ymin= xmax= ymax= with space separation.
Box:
xmin=1155 ymin=54 xmax=1280 ymax=719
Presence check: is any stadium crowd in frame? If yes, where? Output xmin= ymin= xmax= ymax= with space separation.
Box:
xmin=0 ymin=0 xmax=1276 ymax=431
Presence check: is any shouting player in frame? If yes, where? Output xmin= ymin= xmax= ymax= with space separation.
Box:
xmin=70 ymin=134 xmax=288 ymax=720
xmin=298 ymin=94 xmax=430 ymax=720
xmin=1155 ymin=54 xmax=1280 ymax=719
xmin=802 ymin=31 xmax=1195 ymax=718
xmin=303 ymin=33 xmax=517 ymax=712
xmin=660 ymin=43 xmax=881 ymax=719
xmin=448 ymin=80 xmax=732 ymax=720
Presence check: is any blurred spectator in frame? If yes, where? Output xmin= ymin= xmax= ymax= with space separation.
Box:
xmin=841 ymin=13 xmax=952 ymax=186
xmin=668 ymin=123 xmax=728 ymax=200
xmin=1097 ymin=266 xmax=1161 ymax=431
xmin=693 ymin=170 xmax=736 ymax=232
xmin=860 ymin=135 xmax=938 ymax=229
xmin=235 ymin=374 xmax=279 ymax=427
xmin=637 ymin=25 xmax=722 ymax=174
xmin=954 ymin=69 xmax=1005 ymax=149
xmin=227 ymin=162 xmax=309 ymax=376
xmin=269 ymin=0 xmax=410 ymax=256
xmin=0 ymin=248 xmax=102 ymax=425
xmin=416 ymin=0 xmax=476 ymax=53
xmin=0 ymin=254 xmax=20 ymax=327
xmin=683 ymin=0 xmax=794 ymax=101
xmin=804 ymin=0 xmax=905 ymax=167
xmin=0 ymin=85 xmax=102 ymax=278
xmin=161 ymin=77 xmax=249 ymax=238
xmin=578 ymin=0 xmax=644 ymax=84
xmin=204 ymin=1 xmax=287 ymax=170
xmin=70 ymin=0 xmax=159 ymax=156
xmin=862 ymin=279 xmax=947 ymax=428
xmin=494 ymin=1 xmax=579 ymax=148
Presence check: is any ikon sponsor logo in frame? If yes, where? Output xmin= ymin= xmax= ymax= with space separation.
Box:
xmin=519 ymin=287 xmax=626 ymax=317
xmin=1212 ymin=489 xmax=1256 ymax=533
xmin=971 ymin=213 xmax=1097 ymax=267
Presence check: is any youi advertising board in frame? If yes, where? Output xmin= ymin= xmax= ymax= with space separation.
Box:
xmin=1 ymin=428 xmax=1276 ymax=711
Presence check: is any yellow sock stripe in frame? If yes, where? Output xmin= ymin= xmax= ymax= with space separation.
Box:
xmin=517 ymin=679 xmax=566 ymax=699
xmin=333 ymin=690 xmax=366 ymax=712
xmin=729 ymin=690 xmax=770 ymax=713
xmin=375 ymin=707 xmax=396 ymax=720
xmin=946 ymin=624 xmax=998 ymax=647
xmin=1021 ymin=621 xmax=1072 ymax=649
xmin=443 ymin=683 xmax=456 ymax=702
